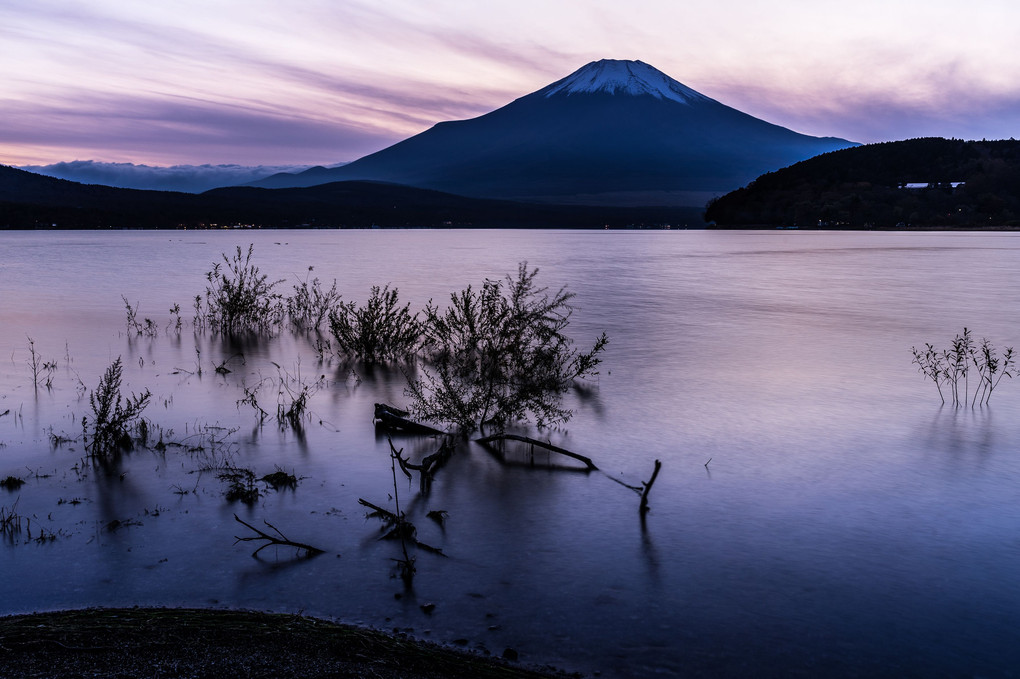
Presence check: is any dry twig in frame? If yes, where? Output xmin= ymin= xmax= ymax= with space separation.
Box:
xmin=233 ymin=514 xmax=324 ymax=558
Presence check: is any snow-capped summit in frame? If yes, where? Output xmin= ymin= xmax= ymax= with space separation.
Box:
xmin=539 ymin=59 xmax=711 ymax=105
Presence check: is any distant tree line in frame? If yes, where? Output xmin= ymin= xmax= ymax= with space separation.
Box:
xmin=704 ymin=138 xmax=1020 ymax=229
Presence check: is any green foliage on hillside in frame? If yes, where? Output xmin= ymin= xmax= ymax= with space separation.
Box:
xmin=704 ymin=138 xmax=1020 ymax=228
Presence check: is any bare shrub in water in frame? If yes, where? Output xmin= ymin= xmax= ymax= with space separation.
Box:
xmin=973 ymin=337 xmax=1015 ymax=405
xmin=327 ymin=285 xmax=421 ymax=362
xmin=406 ymin=263 xmax=608 ymax=433
xmin=121 ymin=297 xmax=159 ymax=337
xmin=26 ymin=336 xmax=57 ymax=389
xmin=911 ymin=343 xmax=947 ymax=403
xmin=275 ymin=365 xmax=324 ymax=432
xmin=200 ymin=245 xmax=284 ymax=333
xmin=236 ymin=365 xmax=323 ymax=432
xmin=83 ymin=357 xmax=151 ymax=462
xmin=287 ymin=267 xmax=341 ymax=330
xmin=912 ymin=327 xmax=1014 ymax=406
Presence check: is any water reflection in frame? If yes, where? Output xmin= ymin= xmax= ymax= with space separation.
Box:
xmin=3 ymin=230 xmax=1020 ymax=678
xmin=638 ymin=516 xmax=661 ymax=583
xmin=922 ymin=406 xmax=999 ymax=465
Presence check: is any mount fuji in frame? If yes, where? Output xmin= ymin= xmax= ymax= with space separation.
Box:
xmin=251 ymin=59 xmax=856 ymax=206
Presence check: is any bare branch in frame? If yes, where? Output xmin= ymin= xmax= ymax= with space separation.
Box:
xmin=233 ymin=514 xmax=324 ymax=558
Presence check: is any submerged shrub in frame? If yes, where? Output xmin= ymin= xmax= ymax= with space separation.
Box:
xmin=911 ymin=342 xmax=947 ymax=403
xmin=201 ymin=245 xmax=284 ymax=333
xmin=83 ymin=357 xmax=151 ymax=462
xmin=327 ymin=285 xmax=421 ymax=362
xmin=26 ymin=336 xmax=56 ymax=389
xmin=406 ymin=263 xmax=608 ymax=432
xmin=1 ymin=476 xmax=25 ymax=491
xmin=973 ymin=337 xmax=1014 ymax=405
xmin=121 ymin=297 xmax=159 ymax=337
xmin=236 ymin=366 xmax=323 ymax=432
xmin=276 ymin=370 xmax=320 ymax=432
xmin=912 ymin=327 xmax=1014 ymax=406
xmin=287 ymin=268 xmax=342 ymax=329
xmin=219 ymin=466 xmax=260 ymax=505
xmin=261 ymin=467 xmax=298 ymax=491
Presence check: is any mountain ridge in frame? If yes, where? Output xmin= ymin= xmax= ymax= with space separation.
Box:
xmin=249 ymin=59 xmax=857 ymax=205
xmin=16 ymin=160 xmax=344 ymax=193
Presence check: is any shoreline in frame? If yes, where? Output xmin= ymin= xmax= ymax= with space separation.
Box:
xmin=0 ymin=607 xmax=579 ymax=679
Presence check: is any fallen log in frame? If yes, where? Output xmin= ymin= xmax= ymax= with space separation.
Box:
xmin=475 ymin=434 xmax=598 ymax=471
xmin=373 ymin=403 xmax=446 ymax=436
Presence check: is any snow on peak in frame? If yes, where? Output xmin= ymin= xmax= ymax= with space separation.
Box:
xmin=540 ymin=59 xmax=709 ymax=104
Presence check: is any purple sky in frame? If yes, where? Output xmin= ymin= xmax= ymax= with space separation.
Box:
xmin=3 ymin=0 xmax=1019 ymax=167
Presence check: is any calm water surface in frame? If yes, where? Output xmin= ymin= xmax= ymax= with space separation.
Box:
xmin=2 ymin=229 xmax=1020 ymax=677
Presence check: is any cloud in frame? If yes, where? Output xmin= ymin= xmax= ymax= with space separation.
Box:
xmin=694 ymin=44 xmax=1020 ymax=143
xmin=0 ymin=2 xmax=569 ymax=165
xmin=4 ymin=0 xmax=1020 ymax=165
xmin=0 ymin=93 xmax=401 ymax=165
xmin=17 ymin=160 xmax=343 ymax=192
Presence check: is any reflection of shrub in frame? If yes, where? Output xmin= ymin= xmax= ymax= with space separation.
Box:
xmin=201 ymin=245 xmax=284 ymax=333
xmin=83 ymin=357 xmax=151 ymax=462
xmin=328 ymin=285 xmax=421 ymax=361
xmin=407 ymin=263 xmax=608 ymax=432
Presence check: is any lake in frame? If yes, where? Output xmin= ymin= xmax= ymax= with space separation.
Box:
xmin=2 ymin=229 xmax=1020 ymax=678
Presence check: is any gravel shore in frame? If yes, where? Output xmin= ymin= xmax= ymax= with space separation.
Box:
xmin=0 ymin=608 xmax=578 ymax=679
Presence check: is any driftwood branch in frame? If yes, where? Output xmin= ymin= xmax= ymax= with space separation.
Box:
xmin=639 ymin=459 xmax=662 ymax=515
xmin=232 ymin=514 xmax=324 ymax=558
xmin=357 ymin=498 xmax=446 ymax=556
xmin=358 ymin=497 xmax=398 ymax=522
xmin=391 ymin=442 xmax=416 ymax=480
xmin=419 ymin=438 xmax=454 ymax=476
xmin=475 ymin=434 xmax=598 ymax=471
xmin=390 ymin=439 xmax=423 ymax=479
xmin=390 ymin=437 xmax=454 ymax=491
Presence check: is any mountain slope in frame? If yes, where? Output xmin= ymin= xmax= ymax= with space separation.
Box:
xmin=251 ymin=59 xmax=856 ymax=206
xmin=704 ymin=137 xmax=1020 ymax=228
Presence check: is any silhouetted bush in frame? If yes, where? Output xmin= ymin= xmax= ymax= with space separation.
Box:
xmin=406 ymin=263 xmax=607 ymax=432
xmin=83 ymin=357 xmax=151 ymax=462
xmin=199 ymin=245 xmax=284 ymax=332
xmin=328 ymin=285 xmax=421 ymax=361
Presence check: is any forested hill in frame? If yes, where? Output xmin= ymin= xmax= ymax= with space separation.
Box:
xmin=704 ymin=138 xmax=1020 ymax=229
